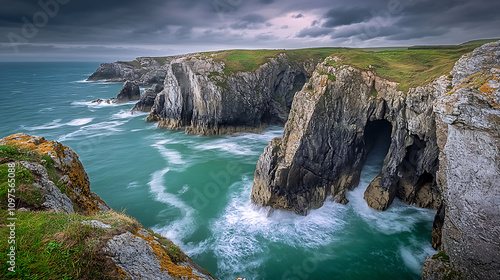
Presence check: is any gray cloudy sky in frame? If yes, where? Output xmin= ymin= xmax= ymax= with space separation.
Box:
xmin=0 ymin=0 xmax=499 ymax=61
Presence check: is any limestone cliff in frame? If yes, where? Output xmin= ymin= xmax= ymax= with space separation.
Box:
xmin=87 ymin=57 xmax=170 ymax=86
xmin=146 ymin=53 xmax=312 ymax=135
xmin=423 ymin=42 xmax=500 ymax=280
xmin=251 ymin=41 xmax=500 ymax=279
xmin=0 ymin=134 xmax=215 ymax=280
xmin=88 ymin=51 xmax=322 ymax=135
xmin=252 ymin=57 xmax=443 ymax=215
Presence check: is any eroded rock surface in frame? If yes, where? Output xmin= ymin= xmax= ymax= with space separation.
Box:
xmin=252 ymin=58 xmax=443 ymax=214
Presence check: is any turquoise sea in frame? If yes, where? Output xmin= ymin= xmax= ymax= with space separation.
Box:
xmin=0 ymin=62 xmax=436 ymax=280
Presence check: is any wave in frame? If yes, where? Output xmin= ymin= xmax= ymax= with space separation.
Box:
xmin=58 ymin=120 xmax=128 ymax=141
xmin=22 ymin=119 xmax=64 ymax=130
xmin=207 ymin=177 xmax=347 ymax=276
xmin=66 ymin=118 xmax=94 ymax=126
xmin=71 ymin=100 xmax=137 ymax=108
xmin=151 ymin=140 xmax=187 ymax=166
xmin=112 ymin=110 xmax=149 ymax=119
xmin=346 ymin=145 xmax=436 ymax=235
xmin=194 ymin=140 xmax=257 ymax=156
xmin=148 ymin=167 xmax=196 ymax=245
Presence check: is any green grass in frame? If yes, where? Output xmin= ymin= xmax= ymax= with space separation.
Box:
xmin=211 ymin=48 xmax=348 ymax=75
xmin=0 ymin=210 xmax=141 ymax=279
xmin=147 ymin=229 xmax=186 ymax=263
xmin=460 ymin=38 xmax=499 ymax=46
xmin=117 ymin=60 xmax=142 ymax=69
xmin=327 ymin=46 xmax=478 ymax=91
xmin=317 ymin=70 xmax=337 ymax=81
xmin=114 ymin=39 xmax=497 ymax=90
xmin=1 ymin=145 xmax=66 ymax=195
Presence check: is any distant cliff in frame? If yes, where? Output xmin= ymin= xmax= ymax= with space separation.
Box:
xmin=88 ymin=49 xmax=339 ymax=135
xmin=251 ymin=42 xmax=500 ymax=279
xmin=0 ymin=134 xmax=215 ymax=280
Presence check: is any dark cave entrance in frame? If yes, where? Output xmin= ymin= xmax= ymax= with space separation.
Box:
xmin=292 ymin=72 xmax=307 ymax=93
xmin=363 ymin=119 xmax=392 ymax=160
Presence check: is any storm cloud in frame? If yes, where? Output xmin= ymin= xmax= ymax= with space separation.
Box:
xmin=0 ymin=0 xmax=498 ymax=61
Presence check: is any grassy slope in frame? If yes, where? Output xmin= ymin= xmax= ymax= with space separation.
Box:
xmin=327 ymin=45 xmax=479 ymax=91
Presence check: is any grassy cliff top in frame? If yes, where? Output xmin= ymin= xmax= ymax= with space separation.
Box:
xmin=327 ymin=45 xmax=480 ymax=91
xmin=119 ymin=39 xmax=497 ymax=90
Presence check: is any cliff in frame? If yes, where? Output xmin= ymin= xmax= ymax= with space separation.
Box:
xmin=0 ymin=134 xmax=215 ymax=280
xmin=251 ymin=41 xmax=500 ymax=279
xmin=146 ymin=53 xmax=314 ymax=135
xmin=88 ymin=49 xmax=341 ymax=135
xmin=251 ymin=57 xmax=444 ymax=215
xmin=423 ymin=42 xmax=500 ymax=280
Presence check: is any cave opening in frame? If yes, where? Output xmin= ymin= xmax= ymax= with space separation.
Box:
xmin=292 ymin=72 xmax=307 ymax=94
xmin=363 ymin=119 xmax=392 ymax=160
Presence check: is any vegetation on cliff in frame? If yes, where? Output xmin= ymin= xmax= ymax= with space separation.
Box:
xmin=0 ymin=135 xmax=215 ymax=280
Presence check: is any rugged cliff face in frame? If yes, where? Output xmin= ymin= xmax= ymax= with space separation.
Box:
xmin=0 ymin=134 xmax=215 ymax=280
xmin=251 ymin=41 xmax=500 ymax=279
xmin=146 ymin=53 xmax=312 ymax=135
xmin=87 ymin=57 xmax=170 ymax=86
xmin=251 ymin=57 xmax=443 ymax=215
xmin=88 ymin=50 xmax=334 ymax=135
xmin=423 ymin=42 xmax=500 ymax=280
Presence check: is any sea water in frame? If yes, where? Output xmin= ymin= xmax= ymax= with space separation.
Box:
xmin=0 ymin=62 xmax=436 ymax=280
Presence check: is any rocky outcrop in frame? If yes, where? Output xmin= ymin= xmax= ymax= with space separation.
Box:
xmin=104 ymin=229 xmax=215 ymax=280
xmin=0 ymin=133 xmax=215 ymax=280
xmin=87 ymin=57 xmax=169 ymax=86
xmin=250 ymin=41 xmax=500 ymax=279
xmin=92 ymin=80 xmax=141 ymax=105
xmin=132 ymin=83 xmax=164 ymax=112
xmin=251 ymin=57 xmax=443 ymax=215
xmin=146 ymin=53 xmax=313 ymax=135
xmin=116 ymin=81 xmax=141 ymax=102
xmin=424 ymin=41 xmax=500 ymax=280
xmin=0 ymin=133 xmax=109 ymax=214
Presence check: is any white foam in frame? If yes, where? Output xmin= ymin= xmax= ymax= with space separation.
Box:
xmin=208 ymin=178 xmax=347 ymax=275
xmin=178 ymin=184 xmax=190 ymax=194
xmin=22 ymin=119 xmax=64 ymax=130
xmin=58 ymin=120 xmax=128 ymax=141
xmin=37 ymin=107 xmax=53 ymax=113
xmin=71 ymin=100 xmax=136 ymax=108
xmin=66 ymin=118 xmax=94 ymax=126
xmin=127 ymin=181 xmax=141 ymax=189
xmin=112 ymin=110 xmax=149 ymax=119
xmin=151 ymin=140 xmax=187 ymax=166
xmin=400 ymin=243 xmax=437 ymax=275
xmin=148 ymin=167 xmax=196 ymax=245
xmin=194 ymin=140 xmax=257 ymax=156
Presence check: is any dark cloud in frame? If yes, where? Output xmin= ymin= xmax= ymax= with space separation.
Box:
xmin=322 ymin=7 xmax=371 ymax=27
xmin=229 ymin=14 xmax=270 ymax=30
xmin=0 ymin=0 xmax=498 ymax=60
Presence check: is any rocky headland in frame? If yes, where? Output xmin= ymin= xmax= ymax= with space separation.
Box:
xmin=251 ymin=41 xmax=500 ymax=279
xmin=85 ymin=41 xmax=500 ymax=279
xmin=88 ymin=50 xmax=335 ymax=135
xmin=0 ymin=133 xmax=215 ymax=280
